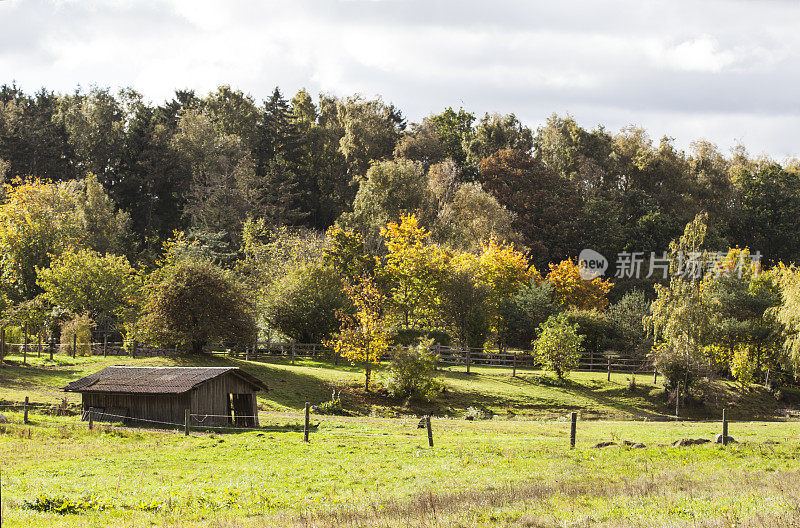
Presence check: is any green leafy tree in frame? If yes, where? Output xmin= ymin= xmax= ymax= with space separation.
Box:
xmin=53 ymin=87 xmax=127 ymax=184
xmin=171 ymin=108 xmax=257 ymax=239
xmin=646 ymin=214 xmax=713 ymax=390
xmin=533 ymin=313 xmax=585 ymax=379
xmin=322 ymin=226 xmax=375 ymax=285
xmin=337 ymin=95 xmax=401 ymax=177
xmin=608 ymin=289 xmax=652 ymax=355
xmin=428 ymin=107 xmax=474 ymax=171
xmin=341 ymin=159 xmax=435 ymax=247
xmin=136 ymin=259 xmax=257 ymax=353
xmin=465 ymin=113 xmax=533 ymax=167
xmin=441 ymin=270 xmax=492 ymax=349
xmin=703 ymin=248 xmax=782 ymax=382
xmin=264 ymin=262 xmax=351 ymax=343
xmin=60 ymin=313 xmax=95 ymax=356
xmin=501 ymin=279 xmax=557 ymax=349
xmin=728 ymin=164 xmax=800 ymax=264
xmin=37 ymin=249 xmax=141 ymax=334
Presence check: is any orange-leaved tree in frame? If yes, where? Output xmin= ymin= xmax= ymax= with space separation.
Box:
xmin=326 ymin=274 xmax=389 ymax=392
xmin=547 ymin=259 xmax=613 ymax=310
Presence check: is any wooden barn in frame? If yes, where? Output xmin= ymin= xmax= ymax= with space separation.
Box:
xmin=64 ymin=366 xmax=268 ymax=428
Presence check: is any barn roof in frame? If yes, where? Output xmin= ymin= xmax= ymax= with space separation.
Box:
xmin=63 ymin=366 xmax=268 ymax=394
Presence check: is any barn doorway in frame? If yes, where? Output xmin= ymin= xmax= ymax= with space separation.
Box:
xmin=227 ymin=393 xmax=256 ymax=428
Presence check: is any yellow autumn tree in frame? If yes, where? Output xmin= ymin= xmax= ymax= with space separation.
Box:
xmin=326 ymin=274 xmax=389 ymax=391
xmin=381 ymin=214 xmax=449 ymax=328
xmin=0 ymin=178 xmax=83 ymax=300
xmin=453 ymin=239 xmax=533 ymax=348
xmin=547 ymin=259 xmax=613 ymax=310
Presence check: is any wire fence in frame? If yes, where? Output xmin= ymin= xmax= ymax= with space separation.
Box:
xmin=3 ymin=399 xmax=798 ymax=448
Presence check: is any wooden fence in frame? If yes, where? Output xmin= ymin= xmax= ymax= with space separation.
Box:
xmin=232 ymin=342 xmax=653 ymax=374
xmin=0 ymin=338 xmax=653 ymax=374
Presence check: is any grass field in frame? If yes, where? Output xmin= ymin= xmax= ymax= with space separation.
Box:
xmin=1 ymin=352 xmax=800 ymax=527
xmin=1 ymin=412 xmax=799 ymax=527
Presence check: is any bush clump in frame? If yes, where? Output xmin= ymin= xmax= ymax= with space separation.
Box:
xmin=385 ymin=340 xmax=441 ymax=402
xmin=24 ymin=495 xmax=104 ymax=514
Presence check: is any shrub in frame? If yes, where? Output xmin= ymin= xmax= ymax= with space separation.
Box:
xmin=391 ymin=328 xmax=451 ymax=347
xmin=24 ymin=495 xmax=104 ymax=514
xmin=60 ymin=314 xmax=95 ymax=356
xmin=533 ymin=313 xmax=585 ymax=379
xmin=651 ymin=342 xmax=702 ymax=391
xmin=385 ymin=340 xmax=441 ymax=402
xmin=315 ymin=400 xmax=350 ymax=416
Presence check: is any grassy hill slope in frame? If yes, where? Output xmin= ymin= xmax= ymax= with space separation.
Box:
xmin=0 ymin=351 xmax=797 ymax=420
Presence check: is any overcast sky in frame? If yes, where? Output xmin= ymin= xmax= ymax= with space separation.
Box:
xmin=1 ymin=0 xmax=799 ymax=157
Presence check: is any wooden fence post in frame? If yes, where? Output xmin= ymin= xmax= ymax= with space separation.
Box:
xmin=23 ymin=397 xmax=29 ymax=425
xmin=185 ymin=409 xmax=190 ymax=436
xmin=607 ymin=356 xmax=611 ymax=381
xmin=303 ymin=402 xmax=310 ymax=443
xmin=88 ymin=407 xmax=94 ymax=430
xmin=426 ymin=416 xmax=434 ymax=447
xmin=466 ymin=348 xmax=471 ymax=374
xmin=653 ymin=367 xmax=658 ymax=385
xmin=722 ymin=408 xmax=728 ymax=446
xmin=512 ymin=350 xmax=518 ymax=377
xmin=49 ymin=337 xmax=54 ymax=361
xmin=291 ymin=343 xmax=296 ymax=365
xmin=570 ymin=412 xmax=577 ymax=449
xmin=72 ymin=333 xmax=77 ymax=358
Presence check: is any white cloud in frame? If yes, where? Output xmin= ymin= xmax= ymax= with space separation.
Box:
xmin=659 ymin=37 xmax=737 ymax=72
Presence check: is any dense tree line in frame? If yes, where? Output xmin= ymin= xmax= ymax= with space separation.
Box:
xmin=3 ymin=83 xmax=800 ymax=392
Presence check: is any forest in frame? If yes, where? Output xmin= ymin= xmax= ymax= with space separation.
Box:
xmin=2 ymin=83 xmax=800 ymax=393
